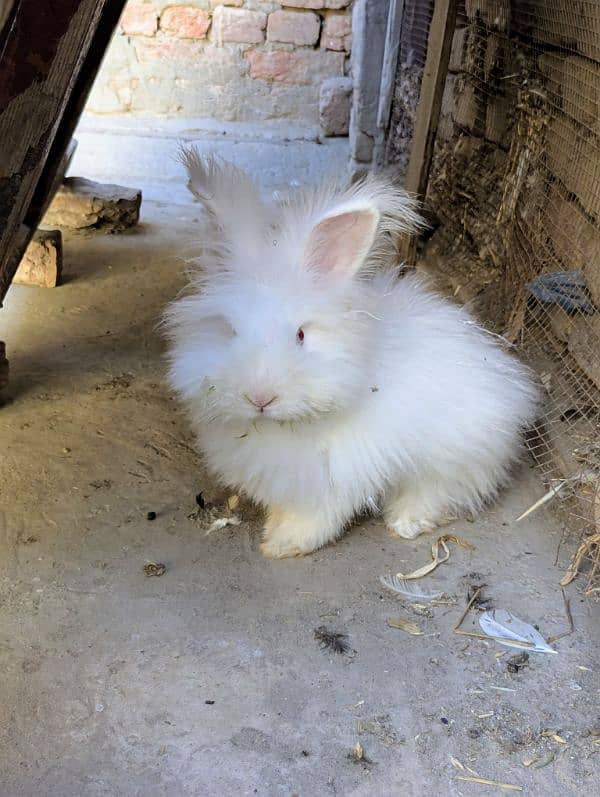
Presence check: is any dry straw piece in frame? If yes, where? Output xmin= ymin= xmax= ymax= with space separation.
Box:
xmin=455 ymin=775 xmax=523 ymax=791
xmin=394 ymin=534 xmax=474 ymax=580
xmin=386 ymin=617 xmax=423 ymax=635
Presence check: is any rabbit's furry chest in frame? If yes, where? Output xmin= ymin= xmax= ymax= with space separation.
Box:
xmin=197 ymin=412 xmax=385 ymax=514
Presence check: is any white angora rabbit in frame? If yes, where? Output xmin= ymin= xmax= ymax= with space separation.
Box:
xmin=165 ymin=149 xmax=539 ymax=558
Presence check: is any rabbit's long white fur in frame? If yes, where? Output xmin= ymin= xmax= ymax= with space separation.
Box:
xmin=165 ymin=150 xmax=539 ymax=558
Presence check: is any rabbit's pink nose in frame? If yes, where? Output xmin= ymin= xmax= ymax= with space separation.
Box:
xmin=247 ymin=393 xmax=277 ymax=411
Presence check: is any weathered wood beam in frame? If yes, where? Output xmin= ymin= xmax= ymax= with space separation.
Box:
xmin=0 ymin=0 xmax=126 ymax=308
xmin=399 ymin=0 xmax=459 ymax=264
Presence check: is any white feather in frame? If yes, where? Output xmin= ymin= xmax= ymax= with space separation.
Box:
xmin=379 ymin=575 xmax=443 ymax=601
xmin=479 ymin=610 xmax=557 ymax=654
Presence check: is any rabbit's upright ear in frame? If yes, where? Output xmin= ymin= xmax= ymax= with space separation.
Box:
xmin=302 ymin=176 xmax=424 ymax=280
xmin=179 ymin=146 xmax=267 ymax=264
xmin=304 ymin=205 xmax=380 ymax=279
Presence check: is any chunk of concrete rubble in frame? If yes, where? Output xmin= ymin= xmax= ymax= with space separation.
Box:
xmin=43 ymin=177 xmax=141 ymax=231
xmin=319 ymin=76 xmax=353 ymax=137
xmin=13 ymin=229 xmax=63 ymax=288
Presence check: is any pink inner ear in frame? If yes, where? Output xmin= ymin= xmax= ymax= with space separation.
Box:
xmin=305 ymin=209 xmax=379 ymax=277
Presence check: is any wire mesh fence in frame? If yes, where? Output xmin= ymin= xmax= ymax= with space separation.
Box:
xmin=409 ymin=0 xmax=600 ymax=593
xmin=385 ymin=0 xmax=435 ymax=172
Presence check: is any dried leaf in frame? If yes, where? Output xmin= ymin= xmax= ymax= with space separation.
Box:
xmin=348 ymin=741 xmax=373 ymax=763
xmin=450 ymin=756 xmax=465 ymax=770
xmin=387 ymin=617 xmax=423 ymax=635
xmin=395 ymin=535 xmax=474 ymax=580
xmin=479 ymin=609 xmax=557 ymax=654
xmin=561 ymin=534 xmax=600 ymax=586
xmin=227 ymin=494 xmax=240 ymax=511
xmin=379 ymin=574 xmax=443 ymax=600
xmin=541 ymin=730 xmax=567 ymax=744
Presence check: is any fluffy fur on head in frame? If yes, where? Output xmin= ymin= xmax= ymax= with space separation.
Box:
xmin=164 ymin=150 xmax=539 ymax=558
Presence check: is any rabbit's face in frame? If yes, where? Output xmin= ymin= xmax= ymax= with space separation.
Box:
xmin=170 ymin=271 xmax=371 ymax=424
xmin=166 ymin=151 xmax=424 ymax=426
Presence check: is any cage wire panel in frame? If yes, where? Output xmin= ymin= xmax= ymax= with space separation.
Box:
xmin=407 ymin=0 xmax=600 ymax=593
xmin=385 ymin=0 xmax=435 ymax=172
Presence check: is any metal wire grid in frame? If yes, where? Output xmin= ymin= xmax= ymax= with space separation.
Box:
xmin=419 ymin=0 xmax=600 ymax=591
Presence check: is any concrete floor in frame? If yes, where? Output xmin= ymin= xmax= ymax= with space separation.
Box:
xmin=0 ymin=131 xmax=599 ymax=796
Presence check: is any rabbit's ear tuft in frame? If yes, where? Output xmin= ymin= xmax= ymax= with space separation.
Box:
xmin=304 ymin=206 xmax=380 ymax=279
xmin=178 ymin=146 xmax=268 ymax=267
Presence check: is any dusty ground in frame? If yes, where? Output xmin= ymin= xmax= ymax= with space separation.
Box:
xmin=0 ymin=141 xmax=599 ymax=796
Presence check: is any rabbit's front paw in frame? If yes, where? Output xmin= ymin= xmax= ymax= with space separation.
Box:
xmin=386 ymin=517 xmax=437 ymax=539
xmin=384 ymin=488 xmax=455 ymax=540
xmin=260 ymin=506 xmax=337 ymax=559
xmin=260 ymin=535 xmax=304 ymax=559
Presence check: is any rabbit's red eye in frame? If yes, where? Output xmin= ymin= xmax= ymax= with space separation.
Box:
xmin=296 ymin=327 xmax=305 ymax=344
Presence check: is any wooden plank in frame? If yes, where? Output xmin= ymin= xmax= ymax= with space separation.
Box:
xmin=377 ymin=0 xmax=406 ymax=131
xmin=0 ymin=0 xmax=122 ymax=308
xmin=0 ymin=2 xmax=16 ymax=39
xmin=26 ymin=2 xmax=127 ymax=228
xmin=400 ymin=0 xmax=459 ymax=263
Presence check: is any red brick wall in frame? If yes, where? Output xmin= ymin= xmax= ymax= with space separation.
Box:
xmin=87 ymin=1 xmax=352 ymax=126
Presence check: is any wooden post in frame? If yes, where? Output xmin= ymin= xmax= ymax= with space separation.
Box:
xmin=0 ymin=0 xmax=127 ymax=309
xmin=0 ymin=0 xmax=126 ymax=394
xmin=399 ymin=0 xmax=458 ymax=264
xmin=377 ymin=0 xmax=406 ymax=132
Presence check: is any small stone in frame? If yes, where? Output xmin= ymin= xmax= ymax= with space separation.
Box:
xmin=507 ymin=652 xmax=530 ymax=673
xmin=43 ymin=177 xmax=141 ymax=231
xmin=467 ymin=727 xmax=481 ymax=739
xmin=143 ymin=562 xmax=166 ymax=577
xmin=13 ymin=229 xmax=62 ymax=288
xmin=319 ymin=76 xmax=352 ymax=136
xmin=147 ymin=511 xmax=157 ymax=521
